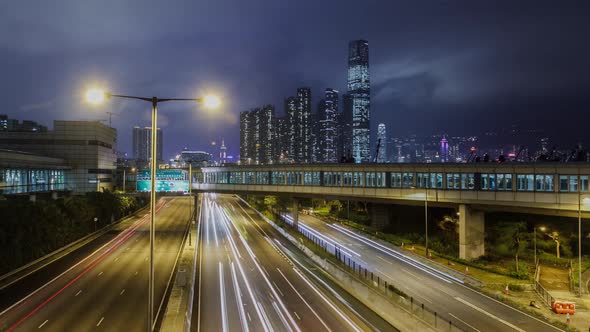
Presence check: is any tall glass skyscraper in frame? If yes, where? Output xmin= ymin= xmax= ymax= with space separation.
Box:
xmin=377 ymin=123 xmax=387 ymax=163
xmin=132 ymin=126 xmax=163 ymax=162
xmin=347 ymin=40 xmax=370 ymax=163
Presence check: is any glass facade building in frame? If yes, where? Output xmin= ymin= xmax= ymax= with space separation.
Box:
xmin=0 ymin=168 xmax=67 ymax=194
xmin=347 ymin=40 xmax=371 ymax=163
xmin=377 ymin=123 xmax=387 ymax=163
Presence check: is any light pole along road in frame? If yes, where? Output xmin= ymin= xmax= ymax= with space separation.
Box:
xmin=86 ymin=88 xmax=220 ymax=332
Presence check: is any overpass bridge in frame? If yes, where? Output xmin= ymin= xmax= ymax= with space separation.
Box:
xmin=195 ymin=163 xmax=590 ymax=259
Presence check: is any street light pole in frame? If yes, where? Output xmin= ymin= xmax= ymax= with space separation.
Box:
xmin=86 ymin=89 xmax=220 ymax=332
xmin=534 ymin=227 xmax=537 ymax=265
xmin=579 ymin=194 xmax=582 ymax=297
xmin=425 ymin=185 xmax=429 ymax=257
xmin=123 ymin=168 xmax=126 ymax=193
xmin=148 ymin=97 xmax=157 ymax=330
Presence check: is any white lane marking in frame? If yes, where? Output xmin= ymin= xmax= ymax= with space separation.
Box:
xmin=272 ymin=281 xmax=284 ymax=296
xmin=98 ymin=271 xmax=103 ymax=276
xmin=376 ymin=255 xmax=392 ymax=265
xmin=454 ymin=297 xmax=525 ymax=332
xmin=96 ymin=317 xmax=104 ymax=327
xmin=247 ymin=312 xmax=252 ymax=322
xmin=272 ymin=301 xmax=295 ymax=332
xmin=294 ymin=311 xmax=301 ymax=320
xmin=277 ymin=268 xmax=332 ymax=332
xmin=292 ymin=268 xmax=362 ymax=332
xmin=230 ymin=262 xmax=250 ymax=332
xmin=449 ymin=313 xmax=481 ymax=332
xmin=401 ymin=268 xmax=422 ymax=281
xmin=120 ymin=289 xmax=125 ymax=296
xmin=75 ymin=290 xmax=82 ymax=296
xmin=228 ymin=205 xmax=301 ymax=332
xmin=219 ymin=262 xmax=229 ymax=332
xmin=38 ymin=319 xmax=48 ymax=328
xmin=212 ymin=208 xmax=220 ymax=247
xmin=257 ymin=302 xmax=274 ymax=331
xmin=374 ymin=268 xmax=394 ymax=280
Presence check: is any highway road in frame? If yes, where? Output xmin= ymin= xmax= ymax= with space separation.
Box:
xmin=0 ymin=197 xmax=190 ymax=332
xmin=281 ymin=212 xmax=563 ymax=332
xmin=195 ymin=193 xmax=395 ymax=332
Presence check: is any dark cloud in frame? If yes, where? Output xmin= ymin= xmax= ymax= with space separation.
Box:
xmin=1 ymin=0 xmax=589 ymax=157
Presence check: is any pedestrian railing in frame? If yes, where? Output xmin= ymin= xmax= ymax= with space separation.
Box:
xmin=534 ymin=262 xmax=555 ymax=307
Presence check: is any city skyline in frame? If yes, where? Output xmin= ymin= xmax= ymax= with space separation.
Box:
xmin=1 ymin=2 xmax=588 ymax=161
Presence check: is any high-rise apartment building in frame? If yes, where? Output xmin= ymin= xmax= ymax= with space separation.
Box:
xmin=239 ymin=106 xmax=276 ymax=165
xmin=339 ymin=93 xmax=354 ymax=160
xmin=275 ymin=116 xmax=290 ymax=163
xmin=284 ymin=96 xmax=297 ymax=162
xmin=377 ymin=123 xmax=387 ymax=163
xmin=284 ymin=89 xmax=312 ymax=163
xmin=319 ymin=89 xmax=339 ymax=163
xmin=297 ymin=87 xmax=312 ymax=163
xmin=132 ymin=126 xmax=163 ymax=163
xmin=347 ymin=40 xmax=371 ymax=163
xmin=240 ymin=111 xmax=254 ymax=164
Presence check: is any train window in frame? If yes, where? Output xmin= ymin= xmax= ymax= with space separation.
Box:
xmin=544 ymin=175 xmax=554 ymax=192
xmin=570 ymin=176 xmax=578 ymax=192
xmin=581 ymin=176 xmax=589 ymax=192
xmin=559 ymin=175 xmax=568 ymax=192
xmin=402 ymin=172 xmax=414 ymax=188
xmin=505 ymin=174 xmax=513 ymax=190
xmin=391 ymin=173 xmax=402 ymax=188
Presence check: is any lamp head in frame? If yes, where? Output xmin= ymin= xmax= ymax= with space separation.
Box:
xmin=86 ymin=89 xmax=106 ymax=104
xmin=203 ymin=95 xmax=221 ymax=109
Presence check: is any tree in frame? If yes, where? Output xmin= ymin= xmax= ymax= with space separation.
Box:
xmin=512 ymin=225 xmax=525 ymax=272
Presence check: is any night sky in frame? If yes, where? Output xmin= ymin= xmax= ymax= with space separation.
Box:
xmin=1 ymin=1 xmax=589 ymax=159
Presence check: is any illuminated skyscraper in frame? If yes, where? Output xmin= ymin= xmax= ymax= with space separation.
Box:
xmin=219 ymin=138 xmax=227 ymax=164
xmin=377 ymin=123 xmax=387 ymax=163
xmin=297 ymin=87 xmax=312 ymax=163
xmin=239 ymin=106 xmax=276 ymax=165
xmin=440 ymin=136 xmax=449 ymax=163
xmin=284 ymin=96 xmax=297 ymax=162
xmin=339 ymin=93 xmax=354 ymax=160
xmin=285 ymin=89 xmax=312 ymax=163
xmin=347 ymin=40 xmax=370 ymax=163
xmin=319 ymin=88 xmax=339 ymax=163
xmin=132 ymin=126 xmax=163 ymax=162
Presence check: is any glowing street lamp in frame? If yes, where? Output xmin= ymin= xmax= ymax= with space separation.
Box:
xmin=85 ymin=87 xmax=220 ymax=332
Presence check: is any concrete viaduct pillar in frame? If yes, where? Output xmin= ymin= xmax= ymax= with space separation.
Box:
xmin=370 ymin=203 xmax=389 ymax=230
xmin=291 ymin=198 xmax=299 ymax=229
xmin=459 ymin=204 xmax=485 ymax=260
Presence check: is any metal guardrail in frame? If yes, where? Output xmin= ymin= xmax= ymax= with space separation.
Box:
xmin=278 ymin=213 xmax=466 ymax=332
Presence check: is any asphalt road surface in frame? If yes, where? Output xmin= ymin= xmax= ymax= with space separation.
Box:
xmin=0 ymin=197 xmax=190 ymax=332
xmin=281 ymin=211 xmax=563 ymax=332
xmin=195 ymin=193 xmax=396 ymax=332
